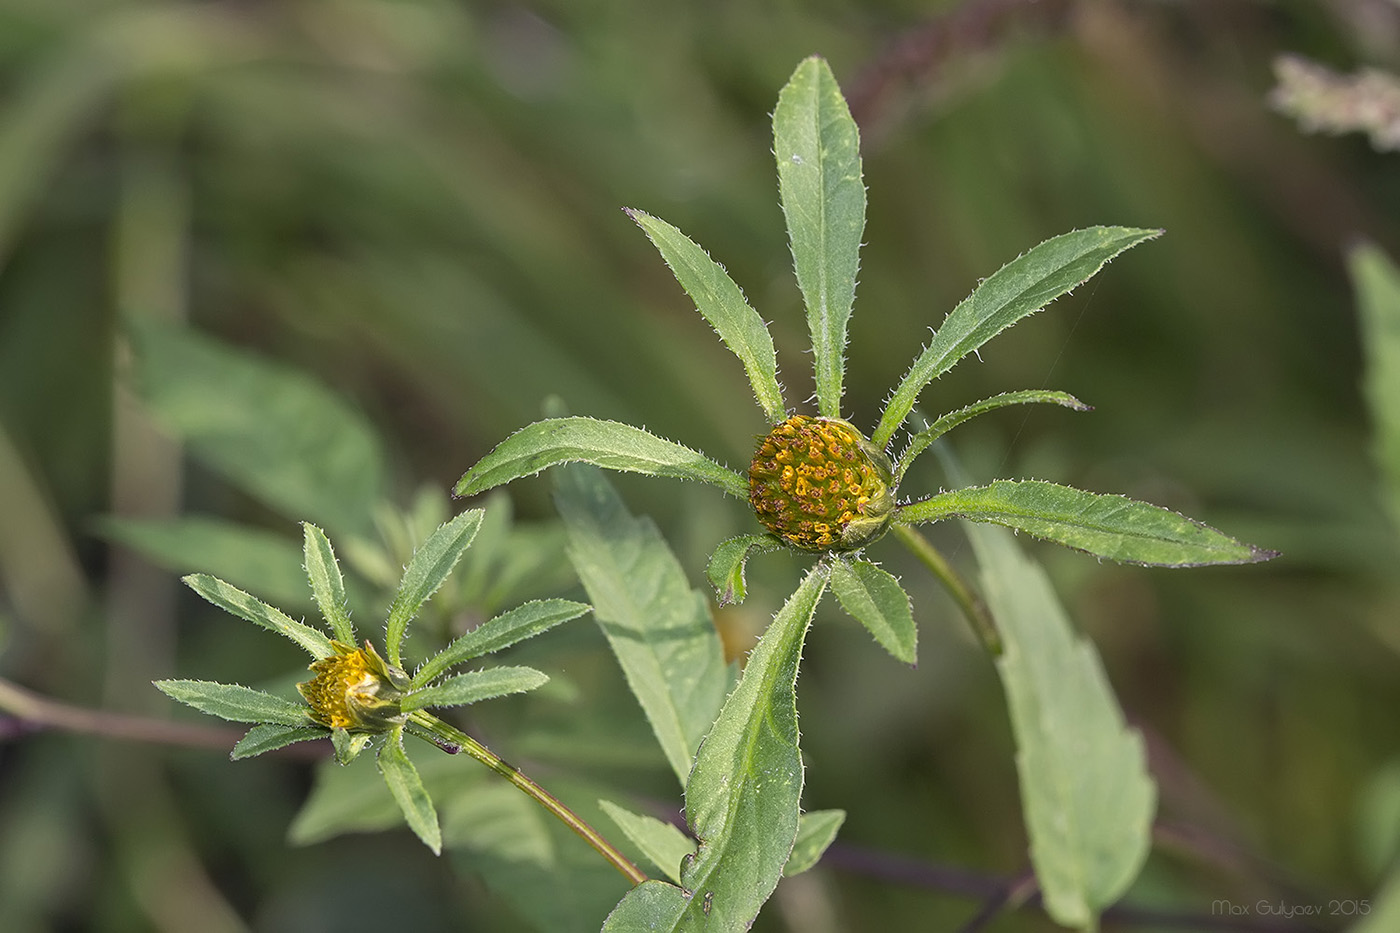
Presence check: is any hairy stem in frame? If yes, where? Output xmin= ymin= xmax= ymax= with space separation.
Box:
xmin=407 ymin=710 xmax=648 ymax=886
xmin=892 ymin=523 xmax=1002 ymax=655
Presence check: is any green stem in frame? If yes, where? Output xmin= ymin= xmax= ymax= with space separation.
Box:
xmin=406 ymin=710 xmax=648 ymax=886
xmin=892 ymin=523 xmax=1002 ymax=656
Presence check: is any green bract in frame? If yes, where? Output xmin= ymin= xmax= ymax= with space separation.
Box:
xmin=155 ymin=515 xmax=589 ymax=855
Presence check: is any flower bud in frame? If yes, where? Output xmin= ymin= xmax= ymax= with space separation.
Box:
xmin=748 ymin=415 xmax=896 ymax=551
xmin=298 ymin=641 xmax=409 ymax=732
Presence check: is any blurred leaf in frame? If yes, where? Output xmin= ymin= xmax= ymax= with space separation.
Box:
xmin=1356 ymin=869 xmax=1400 ymax=933
xmin=377 ymin=729 xmax=441 ymax=854
xmin=1350 ymin=242 xmax=1400 ymax=529
xmin=98 ymin=516 xmax=309 ymax=611
xmin=385 ymin=510 xmax=484 ymax=668
xmin=302 ymin=523 xmax=355 ymax=644
xmin=775 ymin=55 xmax=865 ymax=419
xmin=675 ymin=564 xmax=829 ymax=930
xmin=626 ymin=208 xmax=785 ymax=424
xmin=829 ymin=558 xmax=916 ymax=664
xmin=457 ymin=416 xmax=748 ymax=500
xmin=231 ymin=723 xmax=325 ymax=760
xmin=1357 ymin=758 xmax=1400 ymax=881
xmin=154 ymin=679 xmax=312 ymax=726
xmin=873 ymin=227 xmax=1160 ymax=449
xmin=901 ymin=480 xmax=1274 ymax=566
xmin=706 ymin=533 xmax=783 ymax=605
xmin=289 ymin=749 xmax=474 ymax=846
xmin=966 ymin=521 xmax=1155 ymax=930
xmin=183 ymin=573 xmax=334 ymax=659
xmin=554 ymin=464 xmax=732 ymax=788
xmin=412 ymin=599 xmax=590 ymax=688
xmin=401 ymin=666 xmax=548 ymax=712
xmin=597 ymin=799 xmax=695 ymax=884
xmin=129 ymin=321 xmax=386 ymax=537
xmin=896 ymin=390 xmax=1090 ymax=484
xmin=784 ymin=809 xmax=845 ymax=877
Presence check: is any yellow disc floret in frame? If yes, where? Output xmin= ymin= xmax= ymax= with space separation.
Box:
xmin=298 ymin=641 xmax=407 ymax=731
xmin=748 ymin=415 xmax=896 ymax=551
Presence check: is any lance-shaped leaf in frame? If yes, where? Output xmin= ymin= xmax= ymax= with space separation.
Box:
xmin=182 ymin=573 xmax=333 ymax=659
xmin=302 ymin=522 xmax=355 ymax=644
xmin=1351 ymin=242 xmax=1400 ymax=529
xmin=232 ymin=723 xmax=326 ymax=760
xmin=775 ymin=56 xmax=865 ymax=419
xmin=674 ymin=564 xmax=829 ymax=930
xmin=456 ymin=417 xmax=747 ymax=500
xmin=602 ymin=881 xmax=690 ymax=932
xmin=899 ymin=480 xmax=1276 ymax=567
xmin=154 ymin=679 xmax=312 ymax=726
xmin=965 ymin=521 xmax=1155 ymax=930
xmin=785 ymin=809 xmax=846 ymax=877
xmin=706 ymin=533 xmax=784 ymax=605
xmin=598 ymin=799 xmax=696 ymax=885
xmin=377 ymin=727 xmax=441 ymax=854
xmin=555 ymin=464 xmax=732 ymax=787
xmin=411 ymin=599 xmax=589 ymax=689
xmin=400 ymin=666 xmax=548 ymax=712
xmin=385 ymin=510 xmax=484 ymax=667
xmin=626 ymin=209 xmax=786 ymax=424
xmin=873 ymin=227 xmax=1159 ymax=449
xmin=896 ymin=390 xmax=1090 ymax=484
xmin=829 ymin=558 xmax=917 ymax=664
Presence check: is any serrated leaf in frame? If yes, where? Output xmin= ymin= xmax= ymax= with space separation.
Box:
xmin=706 ymin=533 xmax=783 ymax=605
xmin=98 ymin=516 xmax=312 ymax=611
xmin=598 ymin=799 xmax=696 ymax=885
xmin=675 ymin=564 xmax=829 ymax=930
xmin=554 ymin=465 xmax=732 ymax=788
xmin=182 ymin=573 xmax=333 ymax=658
xmin=302 ymin=523 xmax=354 ymax=644
xmin=412 ymin=599 xmax=589 ymax=688
xmin=1351 ymin=242 xmax=1400 ymax=530
xmin=401 ymin=666 xmax=548 ymax=712
xmin=385 ymin=510 xmax=484 ymax=667
xmin=232 ymin=723 xmax=326 ymax=760
xmin=899 ymin=480 xmax=1275 ymax=566
xmin=154 ymin=679 xmax=312 ymax=726
xmin=775 ymin=56 xmax=865 ymax=419
xmin=377 ymin=727 xmax=441 ymax=854
xmin=456 ymin=416 xmax=747 ymax=500
xmin=829 ymin=559 xmax=917 ymax=664
xmin=785 ymin=809 xmax=846 ymax=876
xmin=626 ymin=209 xmax=785 ymax=424
xmin=896 ymin=390 xmax=1090 ymax=484
xmin=873 ymin=227 xmax=1159 ymax=449
xmin=129 ymin=321 xmax=385 ymax=536
xmin=966 ymin=521 xmax=1155 ymax=930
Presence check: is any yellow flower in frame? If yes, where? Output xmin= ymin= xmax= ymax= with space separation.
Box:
xmin=298 ymin=640 xmax=408 ymax=731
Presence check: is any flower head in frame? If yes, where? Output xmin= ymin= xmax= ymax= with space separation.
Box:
xmin=298 ymin=640 xmax=408 ymax=731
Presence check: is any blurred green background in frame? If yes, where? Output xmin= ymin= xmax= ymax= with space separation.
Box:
xmin=2 ymin=0 xmax=1399 ymax=930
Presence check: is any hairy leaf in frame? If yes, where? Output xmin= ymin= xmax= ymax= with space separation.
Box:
xmin=377 ymin=728 xmax=441 ymax=854
xmin=899 ymin=480 xmax=1275 ymax=566
xmin=412 ymin=599 xmax=589 ymax=688
xmin=385 ymin=510 xmax=484 ymax=667
xmin=154 ymin=679 xmax=311 ymax=726
xmin=706 ymin=533 xmax=784 ymax=605
xmin=182 ymin=573 xmax=333 ymax=658
xmin=775 ymin=56 xmax=865 ymax=418
xmin=401 ymin=666 xmax=548 ymax=712
xmin=675 ymin=564 xmax=829 ymax=930
xmin=966 ymin=522 xmax=1155 ymax=930
xmin=627 ymin=209 xmax=785 ymax=424
xmin=231 ymin=723 xmax=326 ymax=760
xmin=302 ymin=522 xmax=354 ymax=644
xmin=873 ymin=227 xmax=1159 ymax=449
xmin=456 ymin=416 xmax=747 ymax=500
xmin=829 ymin=558 xmax=917 ymax=664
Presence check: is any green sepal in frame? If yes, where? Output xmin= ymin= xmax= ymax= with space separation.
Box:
xmin=829 ymin=558 xmax=917 ymax=664
xmin=331 ymin=727 xmax=373 ymax=765
xmin=898 ymin=479 xmax=1277 ymax=567
xmin=705 ymin=533 xmax=784 ymax=605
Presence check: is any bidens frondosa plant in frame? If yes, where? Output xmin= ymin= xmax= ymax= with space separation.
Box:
xmin=454 ymin=56 xmax=1276 ymax=931
xmin=156 ymin=514 xmax=643 ymax=882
